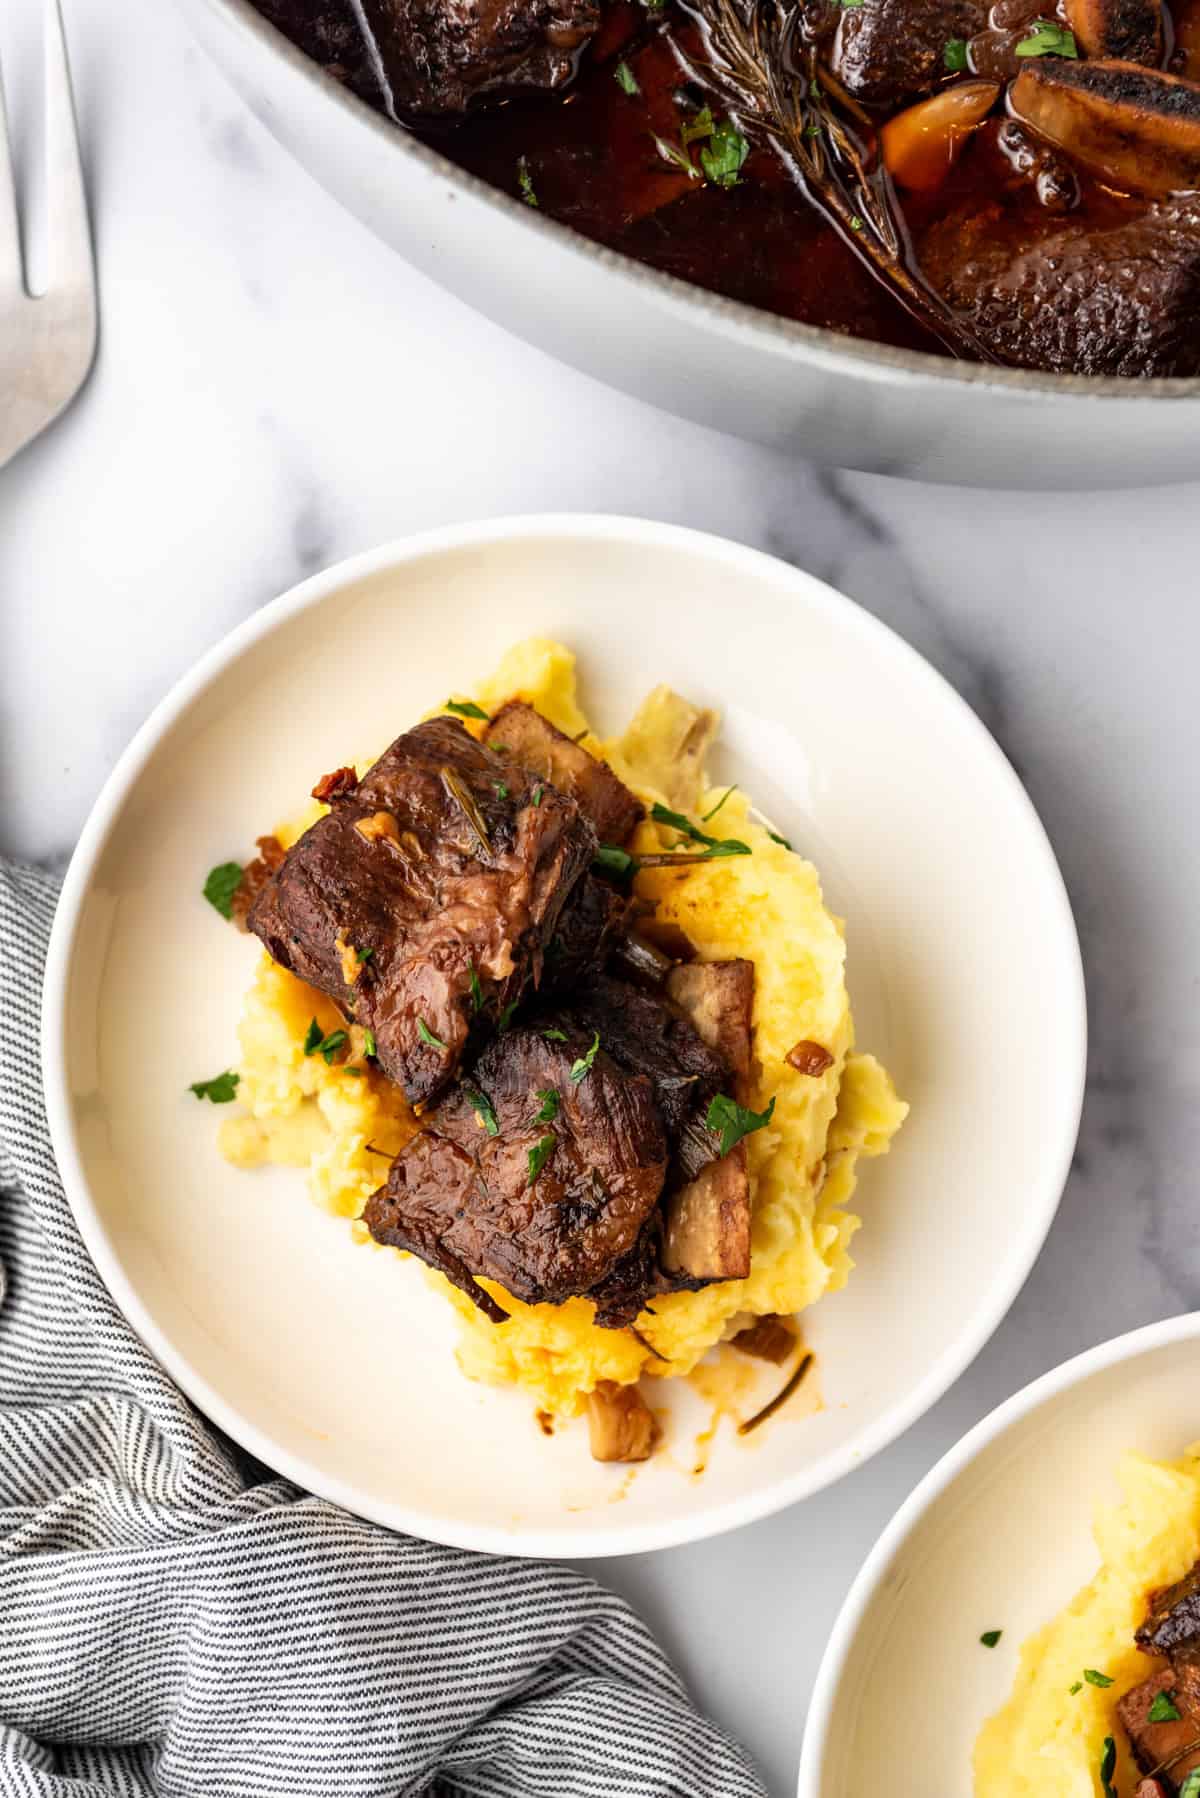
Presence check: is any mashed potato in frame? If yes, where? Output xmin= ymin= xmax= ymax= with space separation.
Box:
xmin=975 ymin=1448 xmax=1200 ymax=1796
xmin=221 ymin=638 xmax=907 ymax=1414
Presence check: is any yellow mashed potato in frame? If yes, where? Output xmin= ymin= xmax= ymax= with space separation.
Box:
xmin=975 ymin=1448 xmax=1200 ymax=1796
xmin=220 ymin=638 xmax=907 ymax=1414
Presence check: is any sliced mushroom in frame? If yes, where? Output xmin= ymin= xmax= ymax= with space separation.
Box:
xmin=1011 ymin=58 xmax=1200 ymax=195
xmin=586 ymin=1380 xmax=658 ymax=1462
xmin=661 ymin=1146 xmax=752 ymax=1281
xmin=1064 ymin=0 xmax=1162 ymax=62
xmin=880 ymin=81 xmax=1001 ymax=191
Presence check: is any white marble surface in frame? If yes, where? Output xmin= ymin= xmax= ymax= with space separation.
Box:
xmin=5 ymin=1 xmax=1200 ymax=1791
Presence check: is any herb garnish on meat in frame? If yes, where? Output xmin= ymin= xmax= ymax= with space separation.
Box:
xmin=417 ymin=1018 xmax=449 ymax=1050
xmin=527 ymin=1134 xmax=557 ymax=1184
xmin=706 ymin=1092 xmax=776 ymax=1155
xmin=445 ymin=697 xmax=489 ymax=719
xmin=465 ymin=1086 xmax=501 ymax=1135
xmin=1149 ymin=1691 xmax=1183 ymax=1722
xmin=533 ymin=1089 xmax=561 ymax=1123
xmin=943 ymin=37 xmax=969 ymax=69
xmin=1015 ymin=20 xmax=1078 ymax=55
xmin=615 ymin=59 xmax=640 ymax=95
xmin=570 ymin=1032 xmax=600 ymax=1083
xmin=304 ymin=1020 xmax=348 ymax=1064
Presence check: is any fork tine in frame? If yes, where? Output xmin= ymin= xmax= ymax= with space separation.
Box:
xmin=43 ymin=0 xmax=94 ymax=315
xmin=0 ymin=51 xmax=23 ymax=296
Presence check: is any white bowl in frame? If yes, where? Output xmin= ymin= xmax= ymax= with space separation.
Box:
xmin=42 ymin=515 xmax=1085 ymax=1557
xmin=797 ymin=1314 xmax=1200 ymax=1796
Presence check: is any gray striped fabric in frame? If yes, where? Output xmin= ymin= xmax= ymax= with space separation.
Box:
xmin=0 ymin=859 xmax=767 ymax=1798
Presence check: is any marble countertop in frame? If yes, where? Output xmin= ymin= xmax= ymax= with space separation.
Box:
xmin=6 ymin=2 xmax=1199 ymax=1790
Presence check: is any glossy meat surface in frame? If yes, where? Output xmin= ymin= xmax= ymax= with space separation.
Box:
xmin=363 ymin=1022 xmax=668 ymax=1313
xmin=483 ymin=700 xmax=644 ymax=843
xmin=249 ymin=717 xmax=595 ymax=1106
xmin=361 ymin=0 xmax=600 ymax=116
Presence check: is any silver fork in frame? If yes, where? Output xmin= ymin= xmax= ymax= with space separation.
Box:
xmin=0 ymin=0 xmax=95 ymax=470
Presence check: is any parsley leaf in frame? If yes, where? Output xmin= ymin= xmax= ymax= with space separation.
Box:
xmin=1068 ymin=1681 xmax=1083 ymax=1695
xmin=465 ymin=1086 xmax=500 ymax=1136
xmin=542 ymin=1027 xmax=568 ymax=1042
xmin=189 ymin=1070 xmax=240 ymax=1103
xmin=650 ymin=801 xmax=751 ymax=857
xmin=1015 ymin=19 xmax=1078 ymax=54
xmin=417 ymin=1018 xmax=448 ymax=1051
xmin=363 ymin=1028 xmax=377 ymax=1059
xmin=1084 ymin=1669 xmax=1113 ymax=1689
xmin=979 ymin=1630 xmax=1002 ymax=1648
xmin=943 ymin=36 xmax=969 ymax=69
xmin=469 ymin=965 xmax=484 ymax=1013
xmin=1148 ymin=1691 xmax=1182 ymax=1723
xmin=1099 ymin=1737 xmax=1118 ymax=1798
xmin=357 ymin=945 xmax=374 ymax=963
xmin=527 ymin=1134 xmax=558 ymax=1185
xmin=445 ymin=697 xmax=489 ymax=719
xmin=569 ymin=1032 xmax=600 ymax=1083
xmin=303 ymin=1020 xmax=348 ymax=1065
xmin=533 ymin=1088 xmax=560 ymax=1124
xmin=702 ymin=784 xmax=737 ymax=822
xmin=203 ymin=861 xmax=243 ymax=920
xmin=594 ymin=843 xmax=639 ymax=877
xmin=532 ymin=784 xmax=544 ymax=807
xmin=494 ymin=781 xmax=509 ymax=799
xmin=700 ymin=118 xmax=750 ymax=187
xmin=681 ymin=106 xmax=714 ymax=146
xmin=706 ymin=1092 xmax=777 ymax=1156
xmin=516 ymin=156 xmax=539 ymax=207
xmin=1179 ymin=1771 xmax=1200 ymax=1798
xmin=615 ymin=59 xmax=640 ymax=95
xmin=849 ymin=214 xmax=864 ymax=231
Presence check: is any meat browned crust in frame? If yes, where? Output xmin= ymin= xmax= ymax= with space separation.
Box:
xmin=248 ymin=716 xmax=595 ymax=1107
xmin=483 ymin=700 xmax=644 ymax=845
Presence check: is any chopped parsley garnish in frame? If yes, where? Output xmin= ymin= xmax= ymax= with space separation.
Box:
xmin=1148 ymin=1690 xmax=1182 ymax=1723
xmin=542 ymin=1027 xmax=568 ymax=1042
xmin=570 ymin=1032 xmax=600 ymax=1083
xmin=650 ymin=801 xmax=751 ymax=857
xmin=706 ymin=1092 xmax=776 ymax=1156
xmin=189 ymin=1070 xmax=240 ymax=1104
xmin=849 ymin=214 xmax=864 ymax=231
xmin=702 ymin=785 xmax=737 ymax=822
xmin=465 ymin=1086 xmax=500 ymax=1136
xmin=1099 ymin=1736 xmax=1118 ymax=1798
xmin=1179 ymin=1770 xmax=1200 ymax=1798
xmin=594 ymin=843 xmax=639 ymax=877
xmin=615 ymin=59 xmax=640 ymax=95
xmin=979 ymin=1630 xmax=1002 ymax=1648
xmin=532 ymin=784 xmax=544 ymax=807
xmin=417 ymin=1018 xmax=448 ymax=1050
xmin=527 ymin=1134 xmax=558 ymax=1185
xmin=494 ymin=781 xmax=509 ymax=799
xmin=700 ymin=119 xmax=750 ymax=187
xmin=357 ymin=945 xmax=374 ymax=963
xmin=363 ymin=1028 xmax=377 ymax=1059
xmin=202 ymin=861 xmax=243 ymax=920
xmin=1015 ymin=19 xmax=1078 ymax=55
xmin=445 ymin=697 xmax=489 ymax=719
xmin=533 ymin=1088 xmax=560 ymax=1124
xmin=1084 ymin=1669 xmax=1114 ymax=1688
xmin=516 ymin=156 xmax=539 ymax=207
xmin=304 ymin=1020 xmax=348 ymax=1064
xmin=943 ymin=36 xmax=969 ymax=69
xmin=767 ymin=829 xmax=793 ymax=850
xmin=469 ymin=966 xmax=484 ymax=1013
xmin=499 ymin=999 xmax=519 ymax=1031
xmin=682 ymin=106 xmax=715 ymax=146
xmin=1069 ymin=1681 xmax=1082 ymax=1694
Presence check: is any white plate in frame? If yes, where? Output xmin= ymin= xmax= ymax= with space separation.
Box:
xmin=42 ymin=515 xmax=1085 ymax=1557
xmin=798 ymin=1314 xmax=1200 ymax=1796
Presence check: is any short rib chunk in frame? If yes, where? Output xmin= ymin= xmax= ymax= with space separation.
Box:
xmin=248 ymin=716 xmax=594 ymax=1107
xmin=483 ymin=700 xmax=644 ymax=844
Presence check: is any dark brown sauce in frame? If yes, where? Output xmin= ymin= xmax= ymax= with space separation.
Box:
xmin=248 ymin=0 xmax=1200 ymax=372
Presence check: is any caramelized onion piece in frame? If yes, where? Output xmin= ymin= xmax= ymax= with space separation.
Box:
xmin=732 ymin=1314 xmax=796 ymax=1364
xmin=880 ymin=81 xmax=1001 ymax=190
xmin=1011 ymin=58 xmax=1200 ymax=195
xmin=586 ymin=1381 xmax=659 ymax=1462
xmin=1064 ymin=0 xmax=1162 ymax=62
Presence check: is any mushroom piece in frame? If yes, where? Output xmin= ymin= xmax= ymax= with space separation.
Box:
xmin=1063 ymin=0 xmax=1163 ymax=62
xmin=1011 ymin=58 xmax=1200 ymax=195
xmin=586 ymin=1381 xmax=659 ymax=1462
xmin=731 ymin=1314 xmax=796 ymax=1364
xmin=880 ymin=81 xmax=1002 ymax=191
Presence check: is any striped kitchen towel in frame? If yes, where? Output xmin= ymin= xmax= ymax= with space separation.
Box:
xmin=0 ymin=859 xmax=767 ymax=1798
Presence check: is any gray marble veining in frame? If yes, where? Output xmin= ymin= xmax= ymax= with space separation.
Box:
xmin=4 ymin=2 xmax=1199 ymax=1792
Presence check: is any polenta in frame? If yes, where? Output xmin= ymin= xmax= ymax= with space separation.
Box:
xmin=218 ymin=638 xmax=907 ymax=1420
